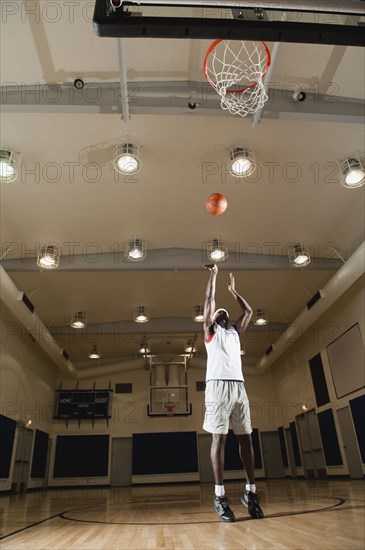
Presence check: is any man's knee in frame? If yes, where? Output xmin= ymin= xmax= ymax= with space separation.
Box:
xmin=212 ymin=433 xmax=227 ymax=447
xmin=236 ymin=433 xmax=252 ymax=447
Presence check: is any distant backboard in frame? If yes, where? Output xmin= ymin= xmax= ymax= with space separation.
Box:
xmin=93 ymin=1 xmax=365 ymax=46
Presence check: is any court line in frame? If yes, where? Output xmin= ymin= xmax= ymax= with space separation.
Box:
xmin=0 ymin=512 xmax=66 ymax=541
xmin=0 ymin=497 xmax=347 ymax=539
xmin=58 ymin=497 xmax=346 ymax=525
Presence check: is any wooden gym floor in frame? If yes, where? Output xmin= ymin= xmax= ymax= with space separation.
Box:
xmin=0 ymin=479 xmax=364 ymax=549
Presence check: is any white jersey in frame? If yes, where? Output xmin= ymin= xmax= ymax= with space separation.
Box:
xmin=205 ymin=324 xmax=244 ymax=382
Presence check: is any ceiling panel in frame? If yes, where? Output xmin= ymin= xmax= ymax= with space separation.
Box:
xmin=1 ymin=4 xmax=364 ymax=373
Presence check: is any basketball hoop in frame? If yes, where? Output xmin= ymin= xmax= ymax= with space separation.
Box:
xmin=203 ymin=40 xmax=271 ymax=117
xmin=164 ymin=401 xmax=176 ymax=416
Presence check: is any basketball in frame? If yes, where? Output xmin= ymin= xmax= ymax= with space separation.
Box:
xmin=206 ymin=193 xmax=227 ymax=216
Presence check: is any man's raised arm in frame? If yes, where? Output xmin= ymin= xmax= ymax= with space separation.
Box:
xmin=203 ymin=264 xmax=218 ymax=339
xmin=227 ymin=272 xmax=253 ymax=335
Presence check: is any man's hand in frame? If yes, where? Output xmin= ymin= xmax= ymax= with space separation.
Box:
xmin=204 ymin=264 xmax=218 ymax=274
xmin=227 ymin=272 xmax=235 ymax=293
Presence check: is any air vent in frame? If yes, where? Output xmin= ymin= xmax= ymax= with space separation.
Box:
xmin=115 ymin=383 xmax=132 ymax=394
xmin=265 ymin=345 xmax=273 ymax=356
xmin=21 ymin=293 xmax=34 ymax=313
xmin=62 ymin=350 xmax=69 ymax=361
xmin=307 ymin=290 xmax=322 ymax=310
xmin=196 ymin=381 xmax=206 ymax=392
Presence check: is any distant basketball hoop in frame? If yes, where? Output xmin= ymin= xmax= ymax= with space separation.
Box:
xmin=203 ymin=40 xmax=271 ymax=117
xmin=164 ymin=401 xmax=176 ymax=416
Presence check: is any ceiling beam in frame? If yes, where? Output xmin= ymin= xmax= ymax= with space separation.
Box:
xmin=1 ymin=83 xmax=364 ymax=123
xmin=1 ymin=248 xmax=343 ymax=272
xmin=49 ymin=317 xmax=289 ymax=336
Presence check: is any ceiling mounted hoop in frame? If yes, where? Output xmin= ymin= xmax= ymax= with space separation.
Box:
xmin=203 ymin=40 xmax=271 ymax=117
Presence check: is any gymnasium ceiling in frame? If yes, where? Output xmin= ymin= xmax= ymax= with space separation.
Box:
xmin=0 ymin=2 xmax=364 ymax=376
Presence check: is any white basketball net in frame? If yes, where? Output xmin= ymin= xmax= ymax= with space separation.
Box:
xmin=204 ymin=40 xmax=271 ymax=117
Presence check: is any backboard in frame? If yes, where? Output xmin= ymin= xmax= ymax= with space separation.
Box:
xmin=93 ymin=0 xmax=365 ymax=46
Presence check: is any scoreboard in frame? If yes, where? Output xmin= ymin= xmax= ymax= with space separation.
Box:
xmin=55 ymin=390 xmax=112 ymax=419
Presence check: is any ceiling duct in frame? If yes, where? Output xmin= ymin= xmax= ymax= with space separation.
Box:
xmin=0 ymin=265 xmax=77 ymax=378
xmin=20 ymin=292 xmax=35 ymax=313
xmin=306 ymin=290 xmax=323 ymax=310
xmin=253 ymin=241 xmax=364 ymax=374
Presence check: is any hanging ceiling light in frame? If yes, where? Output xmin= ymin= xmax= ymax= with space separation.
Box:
xmin=288 ymin=243 xmax=311 ymax=268
xmin=193 ymin=305 xmax=204 ymax=322
xmin=254 ymin=308 xmax=268 ymax=326
xmin=125 ymin=238 xmax=146 ymax=262
xmin=135 ymin=306 xmax=149 ymax=323
xmin=36 ymin=244 xmax=60 ymax=269
xmin=139 ymin=342 xmax=150 ymax=354
xmin=338 ymin=153 xmax=365 ymax=188
xmin=185 ymin=340 xmax=197 ymax=353
xmin=88 ymin=345 xmax=101 ymax=359
xmin=229 ymin=147 xmax=256 ymax=177
xmin=70 ymin=312 xmax=87 ymax=329
xmin=113 ymin=143 xmax=142 ymax=175
xmin=207 ymin=239 xmax=228 ymax=262
xmin=0 ymin=149 xmax=21 ymax=182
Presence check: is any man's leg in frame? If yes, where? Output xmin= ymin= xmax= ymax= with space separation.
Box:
xmin=236 ymin=433 xmax=255 ymax=484
xmin=236 ymin=433 xmax=264 ymax=519
xmin=211 ymin=433 xmax=226 ymax=484
xmin=210 ymin=433 xmax=235 ymax=522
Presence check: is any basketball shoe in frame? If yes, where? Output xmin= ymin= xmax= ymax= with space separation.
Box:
xmin=241 ymin=490 xmax=264 ymax=519
xmin=214 ymin=495 xmax=236 ymax=522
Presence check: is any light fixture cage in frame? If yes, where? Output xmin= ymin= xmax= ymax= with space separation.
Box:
xmin=88 ymin=345 xmax=101 ymax=359
xmin=113 ymin=143 xmax=142 ymax=175
xmin=71 ymin=311 xmax=87 ymax=329
xmin=337 ymin=152 xmax=365 ymax=188
xmin=0 ymin=148 xmax=21 ymax=182
xmin=139 ymin=340 xmax=150 ymax=354
xmin=135 ymin=305 xmax=149 ymax=323
xmin=185 ymin=340 xmax=197 ymax=354
xmin=207 ymin=239 xmax=228 ymax=263
xmin=288 ymin=243 xmax=311 ymax=268
xmin=254 ymin=308 xmax=268 ymax=326
xmin=193 ymin=305 xmax=204 ymax=322
xmin=37 ymin=244 xmax=60 ymax=269
xmin=229 ymin=147 xmax=256 ymax=177
xmin=125 ymin=238 xmax=146 ymax=262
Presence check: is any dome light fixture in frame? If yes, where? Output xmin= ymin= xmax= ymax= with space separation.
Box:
xmin=139 ymin=335 xmax=150 ymax=354
xmin=37 ymin=244 xmax=60 ymax=269
xmin=0 ymin=149 xmax=21 ymax=182
xmin=71 ymin=311 xmax=87 ymax=329
xmin=113 ymin=143 xmax=142 ymax=175
xmin=229 ymin=147 xmax=256 ymax=177
xmin=288 ymin=243 xmax=311 ymax=268
xmin=139 ymin=343 xmax=150 ymax=354
xmin=88 ymin=345 xmax=101 ymax=359
xmin=254 ymin=308 xmax=268 ymax=326
xmin=193 ymin=305 xmax=204 ymax=322
xmin=125 ymin=238 xmax=146 ymax=262
xmin=207 ymin=239 xmax=228 ymax=262
xmin=338 ymin=153 xmax=365 ymax=188
xmin=185 ymin=340 xmax=197 ymax=353
xmin=135 ymin=306 xmax=149 ymax=323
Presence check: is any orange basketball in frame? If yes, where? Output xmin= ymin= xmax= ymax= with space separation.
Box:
xmin=206 ymin=193 xmax=227 ymax=216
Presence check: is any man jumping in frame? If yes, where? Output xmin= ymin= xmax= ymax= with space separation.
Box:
xmin=203 ymin=264 xmax=264 ymax=521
